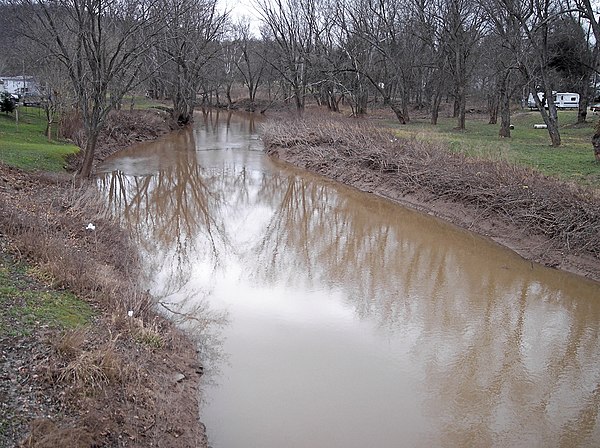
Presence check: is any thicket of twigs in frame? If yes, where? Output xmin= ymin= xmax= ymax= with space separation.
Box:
xmin=263 ymin=116 xmax=600 ymax=260
xmin=63 ymin=109 xmax=173 ymax=171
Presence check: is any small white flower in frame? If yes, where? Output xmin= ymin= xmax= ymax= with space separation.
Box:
xmin=86 ymin=223 xmax=96 ymax=231
xmin=127 ymin=310 xmax=134 ymax=317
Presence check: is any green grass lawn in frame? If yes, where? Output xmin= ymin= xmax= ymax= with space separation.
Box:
xmin=125 ymin=94 xmax=170 ymax=110
xmin=0 ymin=253 xmax=94 ymax=338
xmin=0 ymin=107 xmax=79 ymax=172
xmin=386 ymin=110 xmax=600 ymax=188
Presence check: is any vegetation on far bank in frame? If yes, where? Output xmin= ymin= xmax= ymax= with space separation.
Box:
xmin=382 ymin=109 xmax=599 ymax=188
xmin=3 ymin=102 xmax=599 ymax=189
xmin=263 ymin=115 xmax=600 ymax=279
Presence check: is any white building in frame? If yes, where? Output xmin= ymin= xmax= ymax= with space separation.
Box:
xmin=0 ymin=75 xmax=40 ymax=97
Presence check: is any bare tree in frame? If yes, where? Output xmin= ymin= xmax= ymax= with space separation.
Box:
xmin=497 ymin=0 xmax=565 ymax=146
xmin=412 ymin=0 xmax=450 ymax=124
xmin=255 ymin=0 xmax=322 ymax=111
xmin=334 ymin=0 xmax=377 ymax=116
xmin=336 ymin=0 xmax=415 ymax=123
xmin=435 ymin=0 xmax=487 ymax=130
xmin=14 ymin=0 xmax=162 ymax=177
xmin=36 ymin=62 xmax=73 ymax=140
xmin=151 ymin=0 xmax=227 ymax=124
xmin=231 ymin=19 xmax=265 ymax=103
xmin=480 ymin=0 xmax=523 ymax=138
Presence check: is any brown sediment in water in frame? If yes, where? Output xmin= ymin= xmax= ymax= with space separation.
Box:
xmin=0 ymin=110 xmax=207 ymax=447
xmin=261 ymin=115 xmax=600 ymax=284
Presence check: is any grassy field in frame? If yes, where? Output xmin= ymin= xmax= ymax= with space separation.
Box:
xmin=0 ymin=107 xmax=79 ymax=172
xmin=386 ymin=110 xmax=600 ymax=188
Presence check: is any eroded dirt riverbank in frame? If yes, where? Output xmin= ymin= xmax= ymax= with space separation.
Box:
xmin=0 ymin=110 xmax=207 ymax=447
xmin=262 ymin=116 xmax=600 ymax=284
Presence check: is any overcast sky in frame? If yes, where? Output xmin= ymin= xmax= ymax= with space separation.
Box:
xmin=222 ymin=0 xmax=262 ymax=35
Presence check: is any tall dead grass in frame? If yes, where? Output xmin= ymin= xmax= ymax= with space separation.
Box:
xmin=0 ymin=172 xmax=152 ymax=317
xmin=0 ymin=164 xmax=208 ymax=446
xmin=263 ymin=116 xmax=600 ymax=260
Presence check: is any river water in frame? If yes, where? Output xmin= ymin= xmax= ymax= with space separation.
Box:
xmin=98 ymin=110 xmax=600 ymax=448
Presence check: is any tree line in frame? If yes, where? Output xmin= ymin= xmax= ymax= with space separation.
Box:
xmin=0 ymin=0 xmax=597 ymax=176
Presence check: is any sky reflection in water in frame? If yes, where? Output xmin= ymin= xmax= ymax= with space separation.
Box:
xmin=98 ymin=110 xmax=600 ymax=448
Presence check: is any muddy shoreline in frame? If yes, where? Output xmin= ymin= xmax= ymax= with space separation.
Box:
xmin=0 ymin=110 xmax=208 ymax=447
xmin=263 ymin=117 xmax=600 ymax=285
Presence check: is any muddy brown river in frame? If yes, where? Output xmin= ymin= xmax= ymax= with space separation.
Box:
xmin=98 ymin=110 xmax=600 ymax=448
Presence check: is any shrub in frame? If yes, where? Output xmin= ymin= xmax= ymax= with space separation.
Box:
xmin=0 ymin=91 xmax=16 ymax=114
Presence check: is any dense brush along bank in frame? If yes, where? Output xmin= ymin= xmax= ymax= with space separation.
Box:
xmin=262 ymin=115 xmax=600 ymax=283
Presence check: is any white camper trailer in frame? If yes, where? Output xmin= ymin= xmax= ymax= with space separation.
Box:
xmin=527 ymin=91 xmax=580 ymax=110
xmin=553 ymin=92 xmax=579 ymax=109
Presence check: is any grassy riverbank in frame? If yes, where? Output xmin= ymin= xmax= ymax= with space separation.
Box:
xmin=0 ymin=107 xmax=78 ymax=171
xmin=381 ymin=110 xmax=599 ymax=188
xmin=0 ymin=108 xmax=206 ymax=446
xmin=263 ymin=114 xmax=600 ymax=282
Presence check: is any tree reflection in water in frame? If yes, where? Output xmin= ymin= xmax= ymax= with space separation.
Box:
xmin=97 ymin=111 xmax=600 ymax=447
xmin=241 ymin=170 xmax=600 ymax=446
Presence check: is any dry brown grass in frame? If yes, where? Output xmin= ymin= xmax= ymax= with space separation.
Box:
xmin=58 ymin=344 xmax=123 ymax=390
xmin=20 ymin=419 xmax=96 ymax=448
xmin=0 ymin=161 xmax=208 ymax=447
xmin=263 ymin=115 xmax=600 ymax=261
xmin=47 ymin=329 xmax=131 ymax=395
xmin=0 ymin=172 xmax=151 ymax=317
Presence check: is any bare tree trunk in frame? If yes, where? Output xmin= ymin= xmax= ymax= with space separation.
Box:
xmin=453 ymin=96 xmax=459 ymax=118
xmin=457 ymin=85 xmax=466 ymax=130
xmin=294 ymin=86 xmax=303 ymax=111
xmin=356 ymin=90 xmax=368 ymax=115
xmin=78 ymin=131 xmax=99 ymax=178
xmin=498 ymin=80 xmax=511 ymax=138
xmin=530 ymin=88 xmax=561 ymax=146
xmin=431 ymin=91 xmax=442 ymax=125
xmin=546 ymin=90 xmax=561 ymax=146
xmin=389 ymin=100 xmax=406 ymax=124
xmin=578 ymin=87 xmax=590 ymax=124
xmin=401 ymin=92 xmax=410 ymax=124
xmin=226 ymin=84 xmax=233 ymax=108
xmin=488 ymin=92 xmax=499 ymax=124
xmin=547 ymin=123 xmax=561 ymax=146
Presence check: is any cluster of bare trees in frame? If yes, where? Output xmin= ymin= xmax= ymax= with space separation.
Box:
xmin=1 ymin=0 xmax=227 ymax=176
xmin=0 ymin=0 xmax=597 ymax=175
xmin=245 ymin=0 xmax=598 ymax=143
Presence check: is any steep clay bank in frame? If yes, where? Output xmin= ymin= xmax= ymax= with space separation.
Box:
xmin=262 ymin=116 xmax=600 ymax=284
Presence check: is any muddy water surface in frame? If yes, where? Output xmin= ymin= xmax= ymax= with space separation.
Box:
xmin=98 ymin=111 xmax=600 ymax=448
